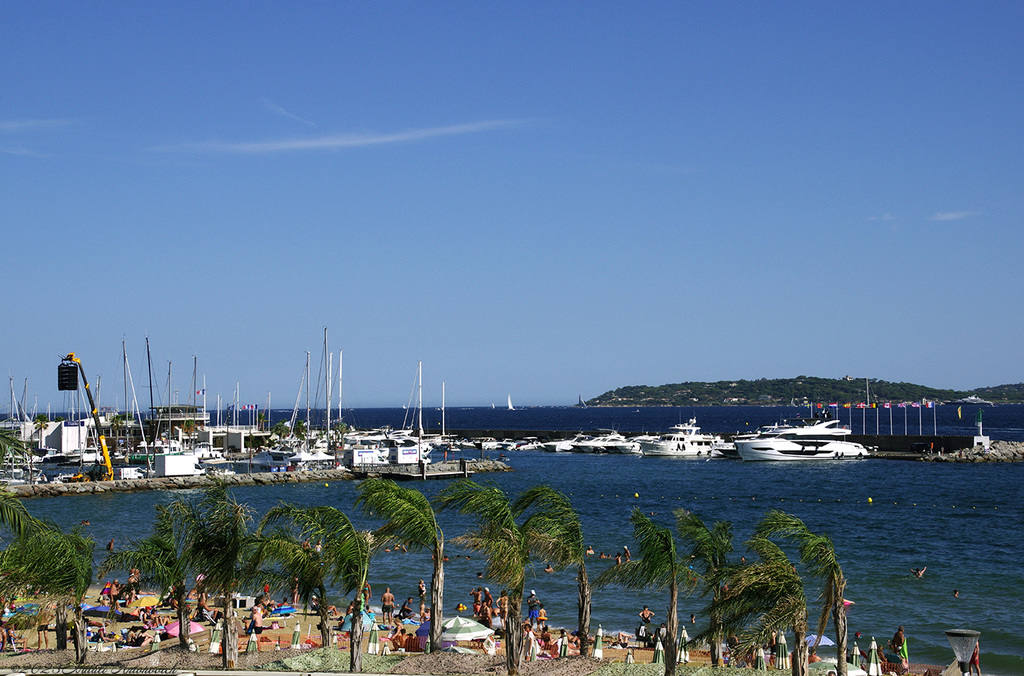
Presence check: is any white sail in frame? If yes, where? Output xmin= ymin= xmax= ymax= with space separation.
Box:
xmin=507 ymin=394 xmax=514 ymax=411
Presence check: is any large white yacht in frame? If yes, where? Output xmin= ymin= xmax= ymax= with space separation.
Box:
xmin=640 ymin=419 xmax=721 ymax=457
xmin=735 ymin=418 xmax=871 ymax=461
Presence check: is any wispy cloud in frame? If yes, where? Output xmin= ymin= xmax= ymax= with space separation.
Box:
xmin=0 ymin=146 xmax=45 ymax=157
xmin=260 ymin=98 xmax=316 ymax=127
xmin=0 ymin=119 xmax=72 ymax=133
xmin=929 ymin=211 xmax=975 ymax=221
xmin=868 ymin=212 xmax=895 ymax=221
xmin=155 ymin=119 xmax=525 ymax=154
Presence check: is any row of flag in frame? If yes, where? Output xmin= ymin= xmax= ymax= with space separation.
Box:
xmin=810 ymin=401 xmax=935 ymax=409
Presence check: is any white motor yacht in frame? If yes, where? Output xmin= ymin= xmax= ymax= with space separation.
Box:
xmin=640 ymin=419 xmax=721 ymax=457
xmin=735 ymin=418 xmax=870 ymax=461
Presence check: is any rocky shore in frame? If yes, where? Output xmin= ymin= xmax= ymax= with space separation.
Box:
xmin=8 ymin=459 xmax=511 ymax=499
xmin=920 ymin=439 xmax=1024 ymax=462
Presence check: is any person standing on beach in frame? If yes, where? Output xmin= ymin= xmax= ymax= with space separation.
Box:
xmin=418 ymin=579 xmax=426 ymax=618
xmin=891 ymin=626 xmax=908 ymax=670
xmin=381 ymin=587 xmax=396 ymax=626
xmin=527 ymin=590 xmax=541 ymax=628
xmin=969 ymin=640 xmax=980 ymax=676
xmin=497 ymin=590 xmax=509 ymax=630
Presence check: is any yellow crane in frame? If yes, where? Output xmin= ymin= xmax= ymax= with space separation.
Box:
xmin=58 ymin=353 xmax=114 ymax=482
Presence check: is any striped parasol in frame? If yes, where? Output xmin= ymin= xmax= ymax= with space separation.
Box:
xmin=653 ymin=637 xmax=665 ymax=664
xmin=367 ymin=623 xmax=380 ymax=654
xmin=850 ymin=641 xmax=860 ymax=670
xmin=292 ymin=621 xmax=301 ymax=649
xmin=677 ymin=627 xmax=689 ymax=664
xmin=593 ymin=625 xmax=603 ymax=659
xmin=754 ymin=646 xmax=767 ymax=670
xmin=625 ymin=647 xmax=635 ymax=663
xmin=246 ymin=632 xmax=258 ymax=653
xmin=559 ymin=635 xmax=569 ymax=657
xmin=150 ymin=631 xmax=160 ymax=652
xmin=209 ymin=622 xmax=221 ymax=654
xmin=776 ymin=633 xmax=789 ymax=669
xmin=866 ymin=637 xmax=882 ymax=675
xmin=528 ymin=634 xmax=539 ymax=661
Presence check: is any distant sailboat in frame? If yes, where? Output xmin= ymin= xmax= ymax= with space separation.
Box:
xmin=507 ymin=394 xmax=515 ymax=411
xmin=578 ymin=395 xmax=587 ymax=408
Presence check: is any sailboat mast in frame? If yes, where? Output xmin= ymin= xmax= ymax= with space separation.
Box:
xmin=417 ymin=360 xmax=423 ymax=462
xmin=442 ymin=381 xmax=446 ymax=438
xmin=324 ymin=327 xmax=331 ymax=453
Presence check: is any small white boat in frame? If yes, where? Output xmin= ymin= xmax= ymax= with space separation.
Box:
xmin=640 ymin=419 xmax=721 ymax=457
xmin=736 ymin=418 xmax=871 ymax=461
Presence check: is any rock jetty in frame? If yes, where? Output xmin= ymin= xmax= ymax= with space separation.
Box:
xmin=920 ymin=440 xmax=1024 ymax=463
xmin=9 ymin=459 xmax=511 ymax=499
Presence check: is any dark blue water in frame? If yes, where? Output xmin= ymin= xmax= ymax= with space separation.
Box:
xmin=24 ymin=406 xmax=1024 ymax=674
xmin=298 ymin=403 xmax=1023 ymax=441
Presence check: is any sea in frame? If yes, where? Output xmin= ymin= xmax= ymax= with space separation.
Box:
xmin=23 ymin=405 xmax=1024 ymax=674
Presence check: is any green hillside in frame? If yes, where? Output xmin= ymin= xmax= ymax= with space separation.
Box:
xmin=586 ymin=377 xmax=1024 ymax=406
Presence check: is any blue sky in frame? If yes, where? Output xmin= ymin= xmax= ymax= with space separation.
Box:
xmin=2 ymin=2 xmax=1021 ymax=410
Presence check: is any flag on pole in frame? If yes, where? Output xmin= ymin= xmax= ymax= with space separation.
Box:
xmin=196 ymin=388 xmax=206 ymax=395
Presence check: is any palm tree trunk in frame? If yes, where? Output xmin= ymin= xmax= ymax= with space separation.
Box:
xmin=55 ymin=605 xmax=68 ymax=650
xmin=834 ymin=599 xmax=848 ymax=676
xmin=430 ymin=541 xmax=444 ymax=653
xmin=792 ymin=621 xmax=809 ymax=676
xmin=176 ymin=587 xmax=189 ymax=649
xmin=73 ymin=606 xmax=87 ymax=664
xmin=664 ymin=577 xmax=678 ymax=676
xmin=350 ymin=583 xmax=365 ymax=673
xmin=222 ymin=597 xmax=237 ymax=669
xmin=318 ymin=604 xmax=332 ymax=649
xmin=504 ymin=595 xmax=523 ymax=676
xmin=709 ymin=609 xmax=723 ymax=666
xmin=576 ymin=565 xmax=591 ymax=657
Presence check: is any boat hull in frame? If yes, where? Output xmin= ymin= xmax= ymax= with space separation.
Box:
xmin=736 ymin=439 xmax=870 ymax=461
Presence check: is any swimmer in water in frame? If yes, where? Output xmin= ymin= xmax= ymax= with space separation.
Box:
xmin=911 ymin=567 xmax=926 ymax=578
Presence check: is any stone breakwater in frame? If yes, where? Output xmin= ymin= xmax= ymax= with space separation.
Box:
xmin=9 ymin=459 xmax=511 ymax=499
xmin=920 ymin=440 xmax=1024 ymax=462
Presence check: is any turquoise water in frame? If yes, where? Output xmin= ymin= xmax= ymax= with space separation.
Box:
xmin=20 ymin=406 xmax=1024 ymax=674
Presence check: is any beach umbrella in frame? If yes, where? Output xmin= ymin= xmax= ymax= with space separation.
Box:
xmin=625 ymin=647 xmax=635 ymax=664
xmin=150 ymin=631 xmax=160 ymax=652
xmin=246 ymin=632 xmax=258 ymax=653
xmin=209 ymin=622 xmax=221 ymax=654
xmin=866 ymin=637 xmax=882 ymax=676
xmin=292 ymin=621 xmax=301 ymax=649
xmin=653 ymin=637 xmax=665 ymax=664
xmin=850 ymin=641 xmax=860 ymax=669
xmin=367 ymin=623 xmax=380 ymax=655
xmin=440 ymin=615 xmax=494 ymax=641
xmin=559 ymin=636 xmax=569 ymax=657
xmin=806 ymin=633 xmax=836 ymax=647
xmin=443 ymin=645 xmax=480 ymax=654
xmin=339 ymin=610 xmax=373 ymax=632
xmin=164 ymin=620 xmax=205 ymax=637
xmin=127 ymin=596 xmax=159 ymax=608
xmin=528 ymin=634 xmax=540 ymax=661
xmin=677 ymin=627 xmax=689 ymax=664
xmin=593 ymin=625 xmax=603 ymax=659
xmin=754 ymin=647 xmax=767 ymax=670
xmin=776 ymin=633 xmax=790 ymax=670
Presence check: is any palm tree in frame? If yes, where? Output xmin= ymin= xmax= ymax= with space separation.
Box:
xmin=0 ymin=490 xmax=34 ymax=538
xmin=256 ymin=502 xmax=373 ymax=670
xmin=596 ymin=508 xmax=692 ymax=676
xmin=0 ymin=524 xmax=94 ymax=662
xmin=99 ymin=505 xmax=192 ymax=649
xmin=512 ymin=484 xmax=593 ymax=656
xmin=437 ymin=479 xmax=533 ymax=676
xmin=755 ymin=510 xmax=849 ymax=675
xmin=166 ymin=486 xmax=257 ymax=668
xmin=356 ymin=478 xmax=446 ymax=653
xmin=709 ymin=530 xmax=810 ymax=676
xmin=675 ymin=510 xmax=733 ymax=666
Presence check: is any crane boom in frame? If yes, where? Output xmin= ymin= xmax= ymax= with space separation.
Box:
xmin=61 ymin=353 xmax=114 ymax=482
